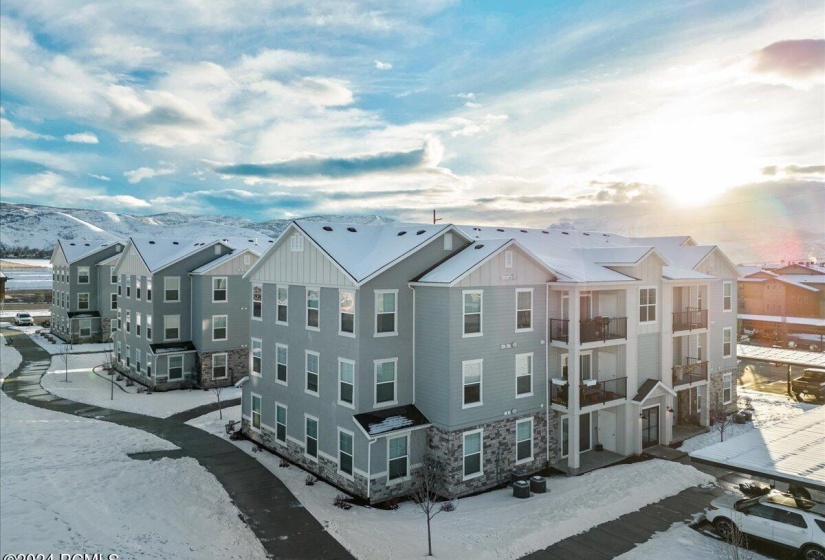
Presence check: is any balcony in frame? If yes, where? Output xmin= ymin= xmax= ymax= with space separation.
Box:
xmin=548 ymin=317 xmax=628 ymax=344
xmin=672 ymin=358 xmax=708 ymax=388
xmin=550 ymin=376 xmax=628 ymax=408
xmin=672 ymin=307 xmax=708 ymax=332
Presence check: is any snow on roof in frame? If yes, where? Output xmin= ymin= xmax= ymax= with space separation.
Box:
xmin=189 ymin=237 xmax=272 ymax=274
xmin=630 ymin=235 xmax=693 ymax=249
xmin=296 ymin=221 xmax=459 ymax=284
xmin=58 ymin=238 xmax=122 ymax=264
xmin=737 ymin=344 xmax=825 ymax=367
xmin=96 ymin=254 xmax=121 ymax=266
xmin=662 ymin=266 xmax=714 ymax=280
xmin=690 ymin=407 xmax=825 ymax=492
xmin=131 ymin=238 xmax=230 ymax=272
xmin=417 ymin=239 xmax=513 ymax=284
xmin=353 ymin=404 xmax=430 ymax=438
xmin=654 ymin=245 xmax=713 ymax=270
xmin=737 ymin=265 xmax=768 ymax=277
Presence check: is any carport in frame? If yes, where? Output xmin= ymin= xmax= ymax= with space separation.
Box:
xmin=689 ymin=407 xmax=825 ymax=493
xmin=737 ymin=344 xmax=825 ymax=396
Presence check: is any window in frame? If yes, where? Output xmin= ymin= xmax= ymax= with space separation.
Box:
xmin=146 ymin=279 xmax=152 ymax=301
xmin=136 ymin=312 xmax=141 ymax=336
xmin=306 ymin=351 xmax=319 ymax=395
xmin=463 ymin=290 xmax=482 ymax=336
xmin=135 ymin=349 xmax=141 ymax=372
xmin=723 ymin=327 xmax=732 ymax=358
xmin=126 ymin=277 xmax=131 ymax=298
xmin=110 ymin=292 xmax=118 ymax=310
xmin=306 ymin=288 xmax=320 ymax=329
xmin=213 ymin=353 xmax=228 ymax=379
xmin=463 ymin=430 xmax=483 ymax=479
xmin=516 ymin=289 xmax=532 ymax=331
xmin=375 ymin=290 xmax=397 ymax=335
xmin=275 ymin=404 xmax=287 ymax=443
xmin=126 ymin=345 xmax=131 ymax=368
xmin=276 ymin=286 xmax=288 ymax=324
xmin=164 ymin=277 xmax=180 ymax=302
xmin=78 ymin=293 xmax=89 ymax=310
xmin=388 ymin=435 xmax=408 ymax=481
xmin=444 ymin=233 xmax=453 ymax=250
xmin=79 ymin=319 xmax=91 ymax=338
xmin=136 ymin=278 xmax=141 ymax=300
xmin=117 ymin=342 xmax=122 ymax=363
xmin=252 ymin=284 xmax=262 ymax=319
xmin=212 ymin=315 xmax=228 ymax=341
xmin=504 ymin=250 xmax=513 ymax=269
xmin=339 ymin=429 xmax=354 ymax=477
xmin=146 ymin=315 xmax=152 ymax=339
xmin=516 ymin=353 xmax=533 ymax=397
xmin=723 ymin=281 xmax=732 ymax=312
xmin=639 ymin=287 xmax=657 ymax=323
xmin=375 ymin=359 xmax=397 ymax=406
xmin=462 ymin=360 xmax=483 ymax=407
xmin=339 ymin=359 xmax=355 ymax=407
xmin=146 ymin=353 xmax=152 ymax=377
xmin=110 ymin=267 xmax=117 ymax=284
xmin=339 ymin=290 xmax=355 ymax=335
xmin=290 ymin=234 xmax=304 ymax=252
xmin=212 ymin=277 xmax=228 ymax=302
xmin=516 ymin=419 xmax=533 ymax=463
xmin=78 ymin=266 xmax=90 ymax=284
xmin=251 ymin=339 xmax=262 ymax=376
xmin=125 ymin=310 xmax=131 ymax=333
xmin=561 ymin=353 xmax=593 ymax=381
xmin=251 ymin=394 xmax=261 ymax=431
xmin=116 ymin=309 xmax=122 ymax=331
xmin=723 ymin=372 xmax=732 ymax=404
xmin=164 ymin=315 xmax=180 ymax=340
xmin=775 ymin=509 xmax=807 ymax=528
xmin=168 ymin=355 xmax=183 ymax=380
xmin=274 ymin=344 xmax=288 ymax=384
xmin=305 ymin=416 xmax=318 ymax=459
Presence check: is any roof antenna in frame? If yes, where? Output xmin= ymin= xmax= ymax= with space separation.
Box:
xmin=433 ymin=209 xmax=442 ymax=225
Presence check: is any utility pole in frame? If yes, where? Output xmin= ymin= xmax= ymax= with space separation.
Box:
xmin=433 ymin=210 xmax=442 ymax=225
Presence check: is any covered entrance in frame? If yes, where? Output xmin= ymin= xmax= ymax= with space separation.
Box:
xmin=641 ymin=406 xmax=659 ymax=447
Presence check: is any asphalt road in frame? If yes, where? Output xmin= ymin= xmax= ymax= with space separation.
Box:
xmin=737 ymin=358 xmax=807 ymax=397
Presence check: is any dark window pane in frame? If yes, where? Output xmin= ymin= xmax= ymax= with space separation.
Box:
xmin=341 ymin=313 xmax=354 ymax=333
xmin=517 ymin=376 xmax=531 ymax=395
xmin=277 ymin=304 xmax=287 ymax=322
xmin=307 ymin=438 xmax=317 ymax=457
xmin=308 ymin=309 xmax=318 ymax=327
xmin=341 ymin=383 xmax=353 ymax=403
xmin=308 ymin=374 xmax=318 ymax=392
xmin=517 ymin=310 xmax=531 ymax=329
xmin=377 ymin=313 xmax=395 ymax=333
xmin=464 ymin=314 xmax=481 ymax=334
xmin=340 ymin=454 xmax=352 ymax=475
xmin=277 ymin=424 xmax=286 ymax=442
xmin=464 ymin=453 xmax=480 ymax=476
xmin=464 ymin=384 xmax=480 ymax=404
xmin=377 ymin=382 xmax=394 ymax=403
xmin=517 ymin=440 xmax=531 ymax=461
xmin=277 ymin=364 xmax=287 ymax=382
xmin=389 ymin=457 xmax=407 ymax=479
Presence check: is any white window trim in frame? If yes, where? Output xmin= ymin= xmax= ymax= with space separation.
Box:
xmin=515 ymin=418 xmax=534 ymax=465
xmin=163 ymin=314 xmax=181 ymax=341
xmin=304 ymin=413 xmax=319 ymax=462
xmin=146 ymin=279 xmax=152 ymax=302
xmin=305 ymin=350 xmax=320 ymax=396
xmin=77 ymin=266 xmax=90 ymax=284
xmin=338 ymin=357 xmax=356 ymax=409
xmin=515 ymin=352 xmax=534 ymax=398
xmin=387 ymin=433 xmax=410 ymax=484
xmin=462 ymin=289 xmax=483 ymax=338
xmin=306 ymin=287 xmax=320 ymax=331
xmin=722 ymin=327 xmax=733 ymax=358
xmin=79 ymin=319 xmax=92 ymax=338
xmin=462 ymin=359 xmax=483 ymax=409
xmin=722 ymin=281 xmax=732 ymax=312
xmin=126 ymin=276 xmax=131 ymax=298
xmin=135 ymin=277 xmax=142 ymax=301
xmin=164 ymin=276 xmax=181 ymax=303
xmin=275 ymin=343 xmax=288 ymax=386
xmin=110 ymin=292 xmax=118 ymax=311
xmin=250 ymin=393 xmax=262 ymax=433
xmin=337 ymin=427 xmax=355 ymax=479
xmin=252 ymin=283 xmax=263 ymax=322
xmin=274 ymin=402 xmax=288 ymax=445
xmin=146 ymin=353 xmax=154 ymax=377
xmin=639 ymin=286 xmax=657 ymax=324
xmin=374 ymin=357 xmax=398 ymax=408
xmin=374 ymin=289 xmax=399 ymax=337
xmin=515 ymin=288 xmax=533 ymax=333
xmin=212 ymin=314 xmax=229 ymax=342
xmin=212 ymin=276 xmax=229 ymax=303
xmin=146 ymin=315 xmax=152 ymax=340
xmin=275 ymin=285 xmax=288 ymax=326
xmin=250 ymin=338 xmax=263 ymax=378
xmin=339 ymin=288 xmax=356 ymax=338
xmin=212 ymin=352 xmax=228 ymax=379
xmin=462 ymin=429 xmax=484 ymax=481
xmin=722 ymin=372 xmax=733 ymax=405
xmin=110 ymin=266 xmax=117 ymax=285
xmin=77 ymin=292 xmax=90 ymax=310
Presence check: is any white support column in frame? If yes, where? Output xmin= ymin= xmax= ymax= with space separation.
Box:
xmin=567 ymin=287 xmax=581 ymax=474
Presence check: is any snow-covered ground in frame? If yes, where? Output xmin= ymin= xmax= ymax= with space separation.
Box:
xmin=1 ymin=334 xmax=23 ymax=379
xmin=189 ymin=405 xmax=716 ymax=560
xmin=41 ymin=352 xmax=241 ymax=418
xmin=615 ymin=522 xmax=771 ymax=560
xmin=27 ymin=328 xmax=113 ymax=354
xmin=0 ymin=258 xmax=52 ymax=267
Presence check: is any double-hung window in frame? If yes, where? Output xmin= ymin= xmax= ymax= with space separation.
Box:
xmin=146 ymin=353 xmax=152 ymax=377
xmin=275 ymin=344 xmax=288 ymax=384
xmin=78 ymin=293 xmax=90 ymax=311
xmin=338 ymin=429 xmax=354 ymax=477
xmin=639 ymin=287 xmax=657 ymax=323
xmin=135 ymin=313 xmax=141 ymax=336
xmin=250 ymin=338 xmax=262 ymax=376
xmin=146 ymin=279 xmax=152 ymax=301
xmin=723 ymin=327 xmax=732 ymax=358
xmin=110 ymin=292 xmax=118 ymax=310
xmin=212 ymin=315 xmax=228 ymax=341
xmin=252 ymin=285 xmax=262 ymax=319
xmin=126 ymin=345 xmax=131 ymax=368
xmin=463 ymin=430 xmax=483 ymax=479
xmin=375 ymin=290 xmax=397 ymax=335
xmin=164 ymin=315 xmax=180 ymax=340
xmin=462 ymin=359 xmax=482 ymax=407
xmin=306 ymin=351 xmax=319 ymax=395
xmin=164 ymin=277 xmax=180 ymax=302
xmin=275 ymin=404 xmax=287 ymax=443
xmin=388 ymin=435 xmax=408 ymax=481
xmin=136 ymin=278 xmax=141 ymax=300
xmin=125 ymin=310 xmax=131 ymax=333
xmin=146 ymin=315 xmax=152 ymax=339
xmin=276 ymin=286 xmax=288 ymax=324
xmin=213 ymin=353 xmax=227 ymax=379
xmin=126 ymin=277 xmax=131 ymax=298
xmin=306 ymin=288 xmax=320 ymax=329
xmin=250 ymin=394 xmax=261 ymax=431
xmin=135 ymin=349 xmax=141 ymax=372
xmin=723 ymin=372 xmax=732 ymax=404
xmin=168 ymin=355 xmax=183 ymax=380
xmin=339 ymin=359 xmax=355 ymax=407
xmin=723 ymin=282 xmax=732 ymax=312
xmin=79 ymin=319 xmax=91 ymax=338
xmin=516 ymin=419 xmax=533 ymax=463
xmin=375 ymin=359 xmax=397 ymax=406
xmin=339 ymin=290 xmax=355 ymax=335
xmin=463 ymin=290 xmax=483 ymax=336
xmin=110 ymin=267 xmax=117 ymax=284
xmin=305 ymin=416 xmax=318 ymax=459
xmin=78 ymin=267 xmax=90 ymax=284
xmin=516 ymin=289 xmax=532 ymax=331
xmin=213 ymin=277 xmax=227 ymax=302
xmin=515 ymin=353 xmax=533 ymax=397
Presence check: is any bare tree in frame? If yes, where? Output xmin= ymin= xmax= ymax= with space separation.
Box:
xmin=709 ymin=395 xmax=735 ymax=443
xmin=58 ymin=343 xmax=71 ymax=383
xmin=715 ymin=514 xmax=755 ymax=560
xmin=411 ymin=451 xmax=456 ymax=557
xmin=211 ymin=385 xmax=225 ymax=419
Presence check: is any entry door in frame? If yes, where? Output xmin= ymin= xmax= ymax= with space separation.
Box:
xmin=642 ymin=406 xmax=659 ymax=448
xmin=598 ymin=410 xmax=617 ymax=452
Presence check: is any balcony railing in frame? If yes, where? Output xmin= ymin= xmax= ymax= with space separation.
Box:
xmin=549 ymin=376 xmax=628 ymax=408
xmin=548 ymin=317 xmax=628 ymax=344
xmin=672 ymin=307 xmax=708 ymax=332
xmin=672 ymin=358 xmax=708 ymax=387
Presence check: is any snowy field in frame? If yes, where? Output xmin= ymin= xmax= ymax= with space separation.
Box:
xmin=0 ymin=258 xmax=52 ymax=268
xmin=189 ymin=406 xmax=716 ymax=560
xmin=0 ymin=259 xmax=52 ymax=291
xmin=0 ymin=334 xmax=23 ymax=379
xmin=615 ymin=523 xmax=770 ymax=560
xmin=41 ymin=352 xmax=241 ymax=418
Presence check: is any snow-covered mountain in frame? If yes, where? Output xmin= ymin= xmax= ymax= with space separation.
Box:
xmin=0 ymin=202 xmax=393 ymax=253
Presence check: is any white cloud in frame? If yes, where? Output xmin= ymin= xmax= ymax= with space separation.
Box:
xmin=89 ymin=174 xmax=111 ymax=181
xmin=374 ymin=60 xmax=392 ymax=70
xmin=64 ymin=132 xmax=99 ymax=144
xmin=124 ymin=166 xmax=175 ymax=184
xmin=84 ymin=194 xmax=151 ymax=209
xmin=464 ymin=101 xmax=482 ymax=108
xmin=456 ymin=92 xmax=476 ymax=100
xmin=0 ymin=117 xmax=53 ymax=140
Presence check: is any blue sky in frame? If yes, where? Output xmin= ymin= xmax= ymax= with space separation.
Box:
xmin=1 ymin=0 xmax=823 ymax=235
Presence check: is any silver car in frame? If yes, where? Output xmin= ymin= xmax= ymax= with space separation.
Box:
xmin=14 ymin=312 xmax=34 ymax=326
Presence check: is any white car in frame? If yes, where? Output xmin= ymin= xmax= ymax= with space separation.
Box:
xmin=706 ymin=490 xmax=825 ymax=560
xmin=14 ymin=312 xmax=34 ymax=326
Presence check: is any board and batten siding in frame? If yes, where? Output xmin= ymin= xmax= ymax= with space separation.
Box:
xmin=250 ymin=231 xmax=355 ymax=288
xmin=116 ymin=244 xmax=150 ymax=277
xmin=456 ymin=245 xmax=553 ymax=288
xmin=636 ymin=333 xmax=661 ymax=381
xmin=695 ymin=249 xmax=739 ymax=374
xmin=611 ymin=254 xmax=665 ymax=336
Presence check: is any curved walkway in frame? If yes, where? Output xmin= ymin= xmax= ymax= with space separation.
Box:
xmin=2 ymin=330 xmax=353 ymax=560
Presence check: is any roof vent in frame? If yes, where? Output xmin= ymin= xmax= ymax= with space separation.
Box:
xmin=473 ymin=227 xmax=481 ymax=231
xmin=497 ymin=228 xmax=505 ymax=232
xmin=173 ymin=241 xmax=179 ymax=245
xmin=475 ymin=244 xmax=485 ymax=249
xmin=520 ymin=229 xmax=527 ymax=233
xmin=268 ymin=240 xmax=274 ymax=243
xmin=602 ymin=233 xmax=609 ymax=237
xmin=323 ymin=226 xmax=333 ymax=232
xmin=397 ymin=231 xmax=407 ymax=236
xmin=416 ymin=230 xmax=426 ymax=235
xmin=541 ymin=231 xmax=549 ymax=234
xmin=84 ymin=243 xmax=90 ymax=246
xmin=347 ymin=227 xmax=357 ymax=233
xmin=562 ymin=232 xmax=569 ymax=235
xmin=583 ymin=232 xmax=590 ymax=236
xmin=70 ymin=242 xmax=76 ymax=246
xmin=248 ymin=239 xmax=254 ymax=242
xmin=149 ymin=241 xmax=155 ymax=244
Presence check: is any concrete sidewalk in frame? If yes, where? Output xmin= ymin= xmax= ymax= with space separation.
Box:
xmin=2 ymin=329 xmax=353 ymax=560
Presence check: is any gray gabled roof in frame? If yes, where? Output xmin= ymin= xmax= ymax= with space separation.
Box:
xmin=57 ymin=238 xmax=123 ymax=264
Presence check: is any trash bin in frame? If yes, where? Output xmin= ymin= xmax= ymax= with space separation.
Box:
xmin=530 ymin=476 xmax=547 ymax=494
xmin=513 ymin=480 xmax=530 ymax=499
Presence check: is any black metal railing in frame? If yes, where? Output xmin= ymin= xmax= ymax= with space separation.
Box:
xmin=672 ymin=307 xmax=708 ymax=332
xmin=549 ymin=376 xmax=628 ymax=408
xmin=549 ymin=319 xmax=570 ymax=342
xmin=549 ymin=317 xmax=628 ymax=343
xmin=672 ymin=358 xmax=708 ymax=387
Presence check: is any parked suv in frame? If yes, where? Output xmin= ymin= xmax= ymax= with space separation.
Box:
xmin=792 ymin=368 xmax=825 ymax=402
xmin=14 ymin=312 xmax=34 ymax=326
xmin=706 ymin=490 xmax=825 ymax=560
